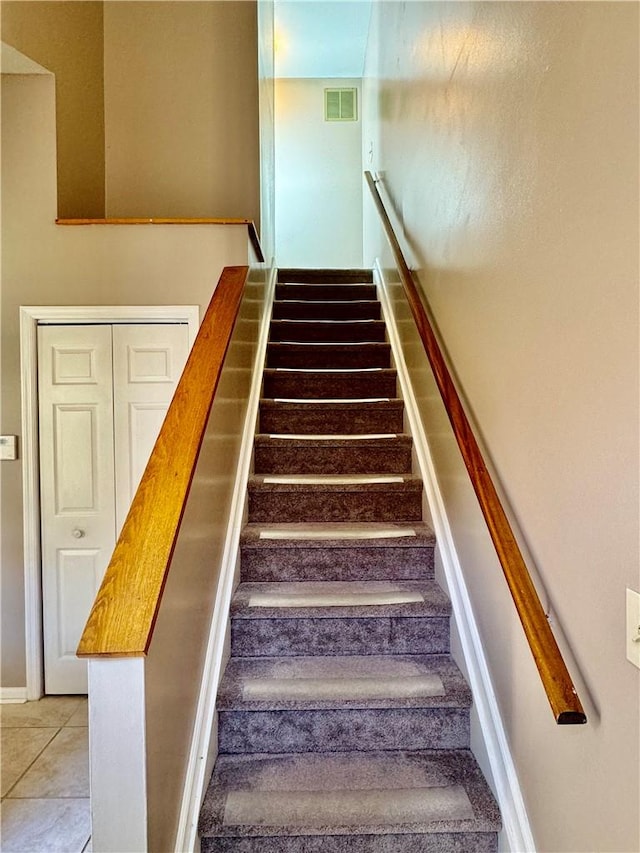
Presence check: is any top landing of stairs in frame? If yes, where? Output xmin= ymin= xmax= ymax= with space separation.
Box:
xmin=278 ymin=268 xmax=374 ymax=284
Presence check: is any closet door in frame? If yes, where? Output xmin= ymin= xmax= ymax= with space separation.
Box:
xmin=38 ymin=322 xmax=190 ymax=694
xmin=38 ymin=325 xmax=116 ymax=694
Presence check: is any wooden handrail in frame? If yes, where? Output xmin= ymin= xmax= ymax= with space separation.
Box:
xmin=365 ymin=171 xmax=586 ymax=725
xmin=56 ymin=217 xmax=265 ymax=263
xmin=77 ymin=266 xmax=250 ymax=658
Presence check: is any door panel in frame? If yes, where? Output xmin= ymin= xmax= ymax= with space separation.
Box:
xmin=56 ymin=548 xmax=103 ymax=657
xmin=53 ymin=406 xmax=100 ymax=513
xmin=112 ymin=325 xmax=190 ymax=533
xmin=38 ymin=326 xmax=116 ymax=694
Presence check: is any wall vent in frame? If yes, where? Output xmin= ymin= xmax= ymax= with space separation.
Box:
xmin=324 ymin=88 xmax=358 ymax=122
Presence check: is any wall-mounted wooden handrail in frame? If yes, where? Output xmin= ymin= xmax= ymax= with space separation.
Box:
xmin=56 ymin=217 xmax=265 ymax=263
xmin=365 ymin=171 xmax=586 ymax=725
xmin=77 ymin=265 xmax=250 ymax=658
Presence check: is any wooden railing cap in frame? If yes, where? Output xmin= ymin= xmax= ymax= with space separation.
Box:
xmin=56 ymin=218 xmax=265 ymax=263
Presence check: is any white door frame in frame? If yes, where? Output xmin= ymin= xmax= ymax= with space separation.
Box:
xmin=20 ymin=305 xmax=200 ymax=699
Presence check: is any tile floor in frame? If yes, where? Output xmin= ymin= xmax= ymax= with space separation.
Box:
xmin=1 ymin=696 xmax=91 ymax=852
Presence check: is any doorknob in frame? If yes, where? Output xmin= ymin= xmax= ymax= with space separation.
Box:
xmin=72 ymin=528 xmax=86 ymax=539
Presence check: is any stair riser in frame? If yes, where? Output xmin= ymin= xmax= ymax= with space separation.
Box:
xmin=260 ymin=403 xmax=404 ymax=435
xmin=248 ymin=488 xmax=423 ymax=524
xmin=273 ymin=302 xmax=381 ymax=321
xmin=262 ymin=370 xmax=397 ymax=399
xmin=270 ymin=320 xmax=386 ymax=343
xmin=267 ymin=343 xmax=391 ymax=370
xmin=218 ymin=709 xmax=469 ymax=754
xmin=202 ymin=833 xmax=498 ymax=853
xmin=275 ymin=284 xmax=377 ymax=301
xmin=240 ymin=545 xmax=435 ymax=582
xmin=231 ymin=616 xmax=450 ymax=657
xmin=254 ymin=443 xmax=412 ymax=475
xmin=277 ymin=268 xmax=374 ymax=284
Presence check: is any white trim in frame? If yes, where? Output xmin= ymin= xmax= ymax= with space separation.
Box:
xmin=31 ymin=304 xmax=199 ymax=336
xmin=20 ymin=309 xmax=43 ymax=700
xmin=175 ymin=266 xmax=278 ymax=853
xmin=20 ymin=305 xmax=200 ymax=701
xmin=374 ymin=260 xmax=536 ymax=853
xmin=89 ymin=658 xmax=148 ymax=853
xmin=0 ymin=687 xmax=28 ymax=704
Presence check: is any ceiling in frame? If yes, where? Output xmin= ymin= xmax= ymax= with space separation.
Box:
xmin=274 ymin=0 xmax=372 ymax=79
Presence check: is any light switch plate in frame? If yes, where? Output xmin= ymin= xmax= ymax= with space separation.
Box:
xmin=0 ymin=435 xmax=18 ymax=461
xmin=626 ymin=588 xmax=640 ymax=669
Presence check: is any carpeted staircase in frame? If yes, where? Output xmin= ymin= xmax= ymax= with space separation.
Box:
xmin=199 ymin=269 xmax=501 ymax=851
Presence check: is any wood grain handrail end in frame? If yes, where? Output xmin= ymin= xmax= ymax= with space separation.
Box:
xmin=557 ymin=709 xmax=587 ymax=725
xmin=76 ymin=648 xmax=145 ymax=659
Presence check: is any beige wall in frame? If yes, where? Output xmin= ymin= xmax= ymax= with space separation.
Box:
xmin=363 ymin=2 xmax=639 ymax=851
xmin=1 ymin=70 xmax=250 ymax=689
xmin=104 ymin=1 xmax=260 ymax=223
xmin=1 ymin=1 xmax=261 ymax=224
xmin=1 ymin=1 xmax=105 ymax=218
xmin=275 ymin=78 xmax=363 ymax=267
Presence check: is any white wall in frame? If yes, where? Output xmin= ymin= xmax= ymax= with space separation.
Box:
xmin=363 ymin=3 xmax=639 ymax=851
xmin=275 ymin=77 xmax=363 ymax=267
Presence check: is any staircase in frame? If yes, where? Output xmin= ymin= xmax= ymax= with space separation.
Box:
xmin=199 ymin=269 xmax=501 ymax=851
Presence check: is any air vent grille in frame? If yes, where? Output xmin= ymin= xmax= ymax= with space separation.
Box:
xmin=325 ymin=88 xmax=358 ymax=122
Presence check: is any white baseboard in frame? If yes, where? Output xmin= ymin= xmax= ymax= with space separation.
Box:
xmin=174 ymin=266 xmax=278 ymax=853
xmin=0 ymin=687 xmax=28 ymax=704
xmin=374 ymin=259 xmax=536 ymax=853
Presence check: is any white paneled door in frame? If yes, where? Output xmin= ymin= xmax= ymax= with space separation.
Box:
xmin=38 ymin=323 xmax=190 ymax=694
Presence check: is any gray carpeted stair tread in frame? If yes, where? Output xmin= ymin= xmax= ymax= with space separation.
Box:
xmin=273 ymin=300 xmax=381 ymax=321
xmin=199 ymin=749 xmax=501 ymax=838
xmin=275 ymin=283 xmax=377 ymax=301
xmin=240 ymin=522 xmax=435 ymax=582
xmin=230 ymin=580 xmax=450 ymax=620
xmin=247 ymin=474 xmax=423 ymax=523
xmin=262 ymin=368 xmax=397 ymax=399
xmin=249 ymin=473 xmax=423 ymax=489
xmin=269 ymin=319 xmax=386 ymax=343
xmin=255 ymin=433 xmax=413 ymax=444
xmin=253 ymin=434 xmax=413 ymax=475
xmin=201 ymin=833 xmax=498 ymax=852
xmin=230 ymin=579 xmax=450 ymax=657
xmin=277 ymin=268 xmax=374 ymax=283
xmin=217 ymin=654 xmax=471 ymax=711
xmin=259 ymin=399 xmax=404 ymax=434
xmin=216 ymin=654 xmax=472 ymax=754
xmin=241 ymin=521 xmax=435 ymax=549
xmin=266 ymin=341 xmax=391 ymax=369
xmin=231 ymin=614 xmax=449 ymax=657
